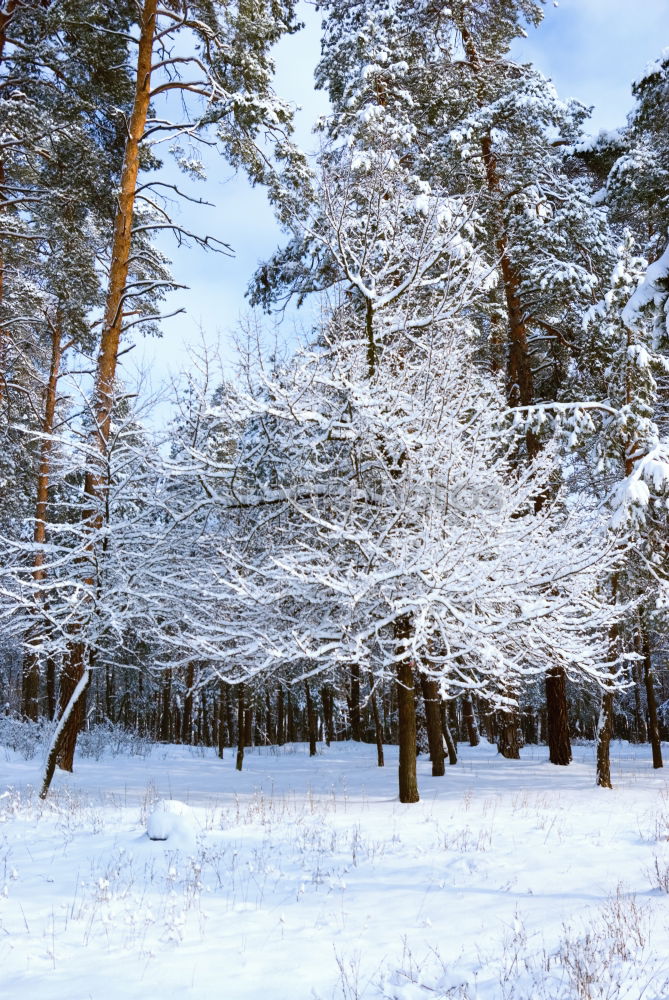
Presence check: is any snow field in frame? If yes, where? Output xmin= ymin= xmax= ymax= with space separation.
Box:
xmin=1 ymin=740 xmax=669 ymax=999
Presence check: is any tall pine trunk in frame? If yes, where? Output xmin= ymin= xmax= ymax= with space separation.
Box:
xmin=395 ymin=615 xmax=419 ymax=803
xmin=459 ymin=15 xmax=572 ymax=752
xmin=546 ymin=666 xmax=572 ymax=765
xmin=44 ymin=0 xmax=159 ymax=793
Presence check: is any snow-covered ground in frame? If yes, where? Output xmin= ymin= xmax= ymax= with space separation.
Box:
xmin=1 ymin=738 xmax=669 ymax=999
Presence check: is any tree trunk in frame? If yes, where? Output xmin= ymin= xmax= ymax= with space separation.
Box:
xmin=496 ymin=709 xmax=520 ymax=760
xmin=546 ymin=665 xmax=572 ymax=765
xmin=235 ymin=684 xmax=245 ymax=772
xmin=160 ymin=670 xmax=172 ymax=743
xmin=182 ymin=662 xmax=194 ymax=744
xmin=55 ymin=0 xmax=159 ymax=768
xmin=277 ymin=686 xmax=285 ymax=745
xmin=462 ymin=694 xmax=480 ymax=747
xmin=598 ymin=579 xmax=621 ymax=789
xmin=226 ymin=683 xmax=236 ymax=747
xmin=440 ymin=702 xmax=458 ymax=766
xmin=321 ymin=684 xmax=333 ymax=747
xmin=40 ymin=663 xmax=92 ymax=799
xmin=105 ymin=664 xmax=115 ymax=722
xmin=632 ymin=665 xmax=646 ymax=744
xmin=46 ymin=656 xmax=56 ymax=720
xmin=287 ymin=689 xmax=295 ymax=742
xmin=305 ymin=681 xmax=317 ymax=757
xmin=368 ymin=673 xmax=384 ymax=767
xmin=395 ymin=616 xmax=419 ymax=803
xmin=596 ymin=688 xmax=614 ymax=788
xmin=265 ymin=689 xmax=275 ymax=745
xmin=349 ymin=663 xmax=361 ymax=741
xmin=217 ymin=681 xmax=226 ymax=758
xmin=244 ymin=697 xmax=253 ymax=748
xmin=419 ymin=673 xmax=445 ymax=777
xmin=55 ymin=641 xmax=89 ymax=772
xmin=642 ymin=623 xmax=663 ymax=769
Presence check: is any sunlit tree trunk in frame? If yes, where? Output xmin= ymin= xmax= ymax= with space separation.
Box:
xmin=45 ymin=0 xmax=159 ymax=790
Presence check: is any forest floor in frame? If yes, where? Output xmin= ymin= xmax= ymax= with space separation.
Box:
xmin=1 ymin=738 xmax=669 ymax=999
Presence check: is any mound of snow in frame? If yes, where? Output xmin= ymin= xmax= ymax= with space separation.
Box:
xmin=147 ymin=799 xmax=198 ymax=847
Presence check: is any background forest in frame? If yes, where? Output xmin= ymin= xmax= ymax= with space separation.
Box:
xmin=1 ymin=0 xmax=669 ymax=804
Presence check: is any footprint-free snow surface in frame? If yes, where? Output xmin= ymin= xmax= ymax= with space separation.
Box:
xmin=1 ymin=739 xmax=669 ymax=999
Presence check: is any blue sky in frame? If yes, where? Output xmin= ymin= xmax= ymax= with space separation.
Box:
xmin=133 ymin=0 xmax=669 ymax=397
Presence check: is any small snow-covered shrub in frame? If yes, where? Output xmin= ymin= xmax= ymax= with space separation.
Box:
xmin=648 ymin=853 xmax=669 ymax=893
xmin=147 ymin=799 xmax=199 ymax=849
xmin=0 ymin=715 xmax=50 ymax=759
xmin=77 ymin=721 xmax=151 ymax=760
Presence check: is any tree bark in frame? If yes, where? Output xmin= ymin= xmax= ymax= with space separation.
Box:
xmin=321 ymin=684 xmax=334 ymax=747
xmin=349 ymin=663 xmax=361 ymax=741
xmin=496 ymin=709 xmax=521 ymax=760
xmin=55 ymin=640 xmax=88 ymax=772
xmin=395 ymin=616 xmax=419 ymax=803
xmin=182 ymin=662 xmax=194 ymax=744
xmin=642 ymin=622 xmax=663 ymax=769
xmin=277 ymin=686 xmax=285 ymax=745
xmin=160 ymin=670 xmax=172 ymax=742
xmin=440 ymin=702 xmax=458 ymax=766
xmin=546 ymin=665 xmax=572 ymax=765
xmin=217 ymin=681 xmax=226 ymax=758
xmin=462 ymin=694 xmax=480 ymax=747
xmin=287 ymin=689 xmax=295 ymax=742
xmin=54 ymin=0 xmax=159 ymax=771
xmin=368 ymin=672 xmax=384 ymax=767
xmin=419 ymin=673 xmax=445 ymax=777
xmin=235 ymin=683 xmax=245 ymax=772
xmin=305 ymin=681 xmax=317 ymax=757
xmin=40 ymin=662 xmax=91 ymax=799
xmin=596 ymin=687 xmax=614 ymax=789
xmin=46 ymin=656 xmax=56 ymax=720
